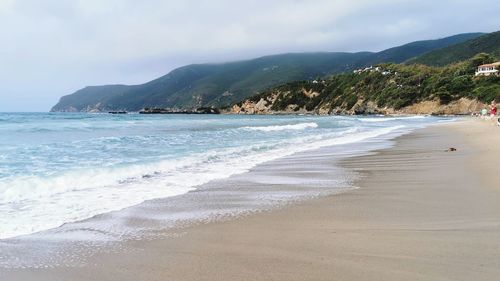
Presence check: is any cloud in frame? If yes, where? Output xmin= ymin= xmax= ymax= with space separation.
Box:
xmin=0 ymin=0 xmax=499 ymax=111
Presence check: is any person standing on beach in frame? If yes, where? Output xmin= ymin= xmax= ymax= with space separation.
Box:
xmin=490 ymin=101 xmax=497 ymax=116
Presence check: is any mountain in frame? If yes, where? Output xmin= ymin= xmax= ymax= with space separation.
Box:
xmin=231 ymin=56 xmax=499 ymax=115
xmin=51 ymin=32 xmax=484 ymax=112
xmin=408 ymin=31 xmax=500 ymax=66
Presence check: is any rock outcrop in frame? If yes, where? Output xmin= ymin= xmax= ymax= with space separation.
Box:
xmin=400 ymin=98 xmax=486 ymax=115
xmin=227 ymin=97 xmax=487 ymax=115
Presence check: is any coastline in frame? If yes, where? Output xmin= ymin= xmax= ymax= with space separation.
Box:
xmin=2 ymin=119 xmax=500 ymax=280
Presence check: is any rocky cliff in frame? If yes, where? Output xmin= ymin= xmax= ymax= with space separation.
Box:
xmin=228 ymin=94 xmax=486 ymax=116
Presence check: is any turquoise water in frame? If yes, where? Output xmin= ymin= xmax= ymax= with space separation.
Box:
xmin=0 ymin=113 xmax=449 ymax=239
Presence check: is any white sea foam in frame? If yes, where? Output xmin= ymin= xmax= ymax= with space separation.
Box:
xmin=358 ymin=118 xmax=393 ymax=122
xmin=358 ymin=116 xmax=427 ymax=122
xmin=242 ymin=122 xmax=318 ymax=131
xmin=0 ymin=124 xmax=404 ymax=239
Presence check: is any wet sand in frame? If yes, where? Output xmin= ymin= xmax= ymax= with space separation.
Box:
xmin=3 ymin=119 xmax=500 ymax=280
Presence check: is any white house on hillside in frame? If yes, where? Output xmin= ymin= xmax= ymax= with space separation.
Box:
xmin=475 ymin=62 xmax=500 ymax=76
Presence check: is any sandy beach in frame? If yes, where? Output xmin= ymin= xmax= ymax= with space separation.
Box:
xmin=2 ymin=118 xmax=500 ymax=280
xmin=1 ymin=2 xmax=498 ymax=280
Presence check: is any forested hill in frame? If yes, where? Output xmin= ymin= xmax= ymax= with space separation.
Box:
xmin=51 ymin=32 xmax=483 ymax=112
xmin=407 ymin=31 xmax=500 ymax=66
xmin=230 ymin=53 xmax=499 ymax=115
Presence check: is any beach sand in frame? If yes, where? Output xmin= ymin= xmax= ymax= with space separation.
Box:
xmin=3 ymin=119 xmax=500 ymax=280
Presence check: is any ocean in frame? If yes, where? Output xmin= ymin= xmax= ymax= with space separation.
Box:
xmin=0 ymin=113 xmax=451 ymax=240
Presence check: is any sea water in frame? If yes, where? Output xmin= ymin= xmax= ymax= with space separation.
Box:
xmin=0 ymin=113 xmax=450 ymax=240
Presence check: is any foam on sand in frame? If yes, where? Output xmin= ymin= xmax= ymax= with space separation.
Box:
xmin=358 ymin=116 xmax=427 ymax=122
xmin=0 ymin=125 xmax=404 ymax=239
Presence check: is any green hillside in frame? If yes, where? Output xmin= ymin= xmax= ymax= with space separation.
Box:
xmin=408 ymin=31 xmax=500 ymax=66
xmin=364 ymin=32 xmax=484 ymax=65
xmin=52 ymin=52 xmax=369 ymax=111
xmin=51 ymin=33 xmax=485 ymax=112
xmin=236 ymin=54 xmax=500 ymax=114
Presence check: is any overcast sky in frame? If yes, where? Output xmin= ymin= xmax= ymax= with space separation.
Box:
xmin=0 ymin=0 xmax=498 ymax=111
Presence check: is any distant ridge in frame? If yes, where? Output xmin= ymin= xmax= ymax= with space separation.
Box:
xmin=408 ymin=31 xmax=500 ymax=66
xmin=51 ymin=32 xmax=484 ymax=112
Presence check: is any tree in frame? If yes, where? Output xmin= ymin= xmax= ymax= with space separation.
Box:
xmin=467 ymin=53 xmax=496 ymax=74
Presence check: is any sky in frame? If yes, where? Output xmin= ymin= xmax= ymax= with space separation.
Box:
xmin=0 ymin=0 xmax=498 ymax=112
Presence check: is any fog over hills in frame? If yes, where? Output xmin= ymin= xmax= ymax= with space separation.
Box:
xmin=51 ymin=33 xmax=484 ymax=112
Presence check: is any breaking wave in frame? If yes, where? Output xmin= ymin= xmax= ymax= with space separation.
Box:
xmin=242 ymin=122 xmax=318 ymax=131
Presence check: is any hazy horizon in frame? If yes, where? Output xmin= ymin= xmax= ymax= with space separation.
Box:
xmin=0 ymin=0 xmax=499 ymax=112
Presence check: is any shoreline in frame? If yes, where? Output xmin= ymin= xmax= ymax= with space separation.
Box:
xmin=0 ymin=115 xmax=412 ymax=242
xmin=52 ymin=110 xmax=481 ymax=117
xmin=3 ymin=119 xmax=500 ymax=280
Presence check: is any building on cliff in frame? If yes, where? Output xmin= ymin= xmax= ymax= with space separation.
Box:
xmin=475 ymin=62 xmax=500 ymax=76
